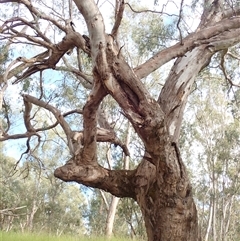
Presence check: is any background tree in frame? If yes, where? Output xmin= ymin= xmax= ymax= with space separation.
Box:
xmin=1 ymin=0 xmax=240 ymax=240
xmin=180 ymin=71 xmax=240 ymax=241
xmin=0 ymin=139 xmax=86 ymax=235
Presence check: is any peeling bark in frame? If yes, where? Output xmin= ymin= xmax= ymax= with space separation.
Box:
xmin=158 ymin=46 xmax=213 ymax=142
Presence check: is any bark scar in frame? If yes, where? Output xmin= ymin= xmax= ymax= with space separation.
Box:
xmin=171 ymin=142 xmax=183 ymax=178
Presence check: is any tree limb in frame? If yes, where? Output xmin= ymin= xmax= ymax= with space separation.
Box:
xmin=134 ymin=17 xmax=240 ymax=79
xmin=80 ymin=79 xmax=107 ymax=163
xmin=2 ymin=17 xmax=53 ymax=48
xmin=21 ymin=94 xmax=74 ymax=154
xmin=54 ymin=161 xmax=137 ymax=198
xmin=13 ymin=30 xmax=89 ymax=83
xmin=23 ymin=98 xmax=35 ymax=132
xmin=220 ymin=50 xmax=240 ymax=88
xmin=10 ymin=0 xmax=67 ymax=32
xmin=0 ymin=109 xmax=83 ymax=142
xmin=111 ymin=0 xmax=125 ymax=38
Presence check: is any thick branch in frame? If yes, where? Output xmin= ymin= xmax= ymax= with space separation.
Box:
xmin=158 ymin=46 xmax=213 ymax=142
xmin=54 ymin=161 xmax=137 ymax=198
xmin=1 ymin=51 xmax=49 ymax=84
xmin=198 ymin=0 xmax=224 ymax=28
xmin=134 ymin=17 xmax=240 ymax=79
xmin=73 ymin=0 xmax=106 ymax=60
xmin=73 ymin=128 xmax=130 ymax=156
xmin=81 ymin=80 xmax=107 ymax=163
xmin=0 ymin=132 xmax=36 ymax=142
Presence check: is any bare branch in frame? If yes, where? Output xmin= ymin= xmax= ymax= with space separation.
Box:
xmin=17 ymin=134 xmax=41 ymax=164
xmin=0 ymin=206 xmax=27 ymax=213
xmin=2 ymin=24 xmax=53 ymax=49
xmin=23 ymin=98 xmax=35 ymax=132
xmin=2 ymin=17 xmax=52 ymax=44
xmin=99 ymin=190 xmax=109 ymax=210
xmin=0 ymin=132 xmax=35 ymax=142
xmin=220 ymin=50 xmax=240 ymax=88
xmin=61 ymin=56 xmax=93 ymax=87
xmin=81 ymin=80 xmax=107 ymax=163
xmin=0 ymin=58 xmax=20 ymax=113
xmin=0 ymin=108 xmax=83 ymax=142
xmin=176 ymin=0 xmax=184 ymax=44
xmin=227 ymin=51 xmax=240 ymax=61
xmin=13 ymin=31 xmax=89 ymax=84
xmin=76 ymin=48 xmax=83 ymax=71
xmin=16 ymin=0 xmax=66 ymax=32
xmin=111 ymin=0 xmax=125 ymax=38
xmin=39 ymin=71 xmax=43 ymax=99
xmin=63 ymin=109 xmax=83 ymax=116
xmin=35 ymin=109 xmax=83 ymax=132
xmin=125 ymin=2 xmax=178 ymax=17
xmin=1 ymin=98 xmax=11 ymax=134
xmin=21 ymin=94 xmax=74 ymax=154
xmin=223 ymin=6 xmax=240 ymax=18
xmin=134 ymin=17 xmax=240 ymax=79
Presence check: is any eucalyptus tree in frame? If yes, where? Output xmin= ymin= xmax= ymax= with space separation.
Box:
xmin=1 ymin=0 xmax=240 ymax=240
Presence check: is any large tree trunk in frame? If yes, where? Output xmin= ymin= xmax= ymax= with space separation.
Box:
xmin=135 ymin=160 xmax=198 ymax=241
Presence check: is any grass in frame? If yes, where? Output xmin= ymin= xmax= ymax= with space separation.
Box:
xmin=0 ymin=231 xmax=134 ymax=241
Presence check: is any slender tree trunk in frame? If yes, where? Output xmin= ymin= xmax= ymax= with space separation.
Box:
xmin=5 ymin=213 xmax=14 ymax=232
xmin=212 ymin=175 xmax=217 ymax=241
xmin=105 ymin=196 xmax=120 ymax=237
xmin=205 ymin=200 xmax=213 ymax=241
xmin=105 ymin=122 xmax=132 ymax=237
xmin=26 ymin=199 xmax=38 ymax=232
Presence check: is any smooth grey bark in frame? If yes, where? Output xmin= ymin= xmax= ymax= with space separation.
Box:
xmin=105 ymin=196 xmax=120 ymax=237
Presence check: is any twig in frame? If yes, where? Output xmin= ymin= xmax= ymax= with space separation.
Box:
xmin=220 ymin=50 xmax=240 ymax=88
xmin=125 ymin=2 xmax=178 ymax=17
xmin=177 ymin=0 xmax=184 ymax=45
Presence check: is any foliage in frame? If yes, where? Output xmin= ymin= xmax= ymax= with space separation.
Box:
xmin=0 ymin=140 xmax=86 ymax=235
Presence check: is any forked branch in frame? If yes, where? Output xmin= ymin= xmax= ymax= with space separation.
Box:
xmin=22 ymin=94 xmax=74 ymax=154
